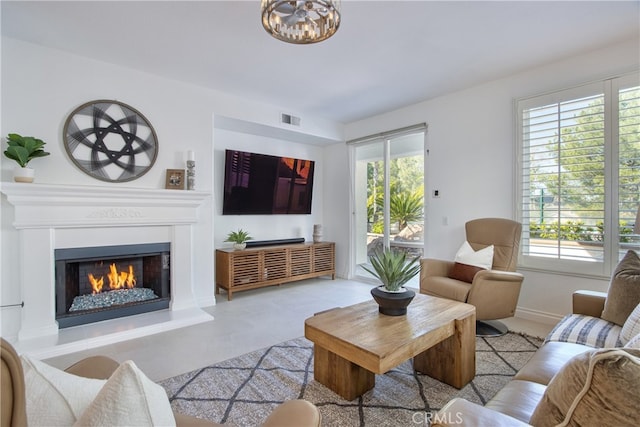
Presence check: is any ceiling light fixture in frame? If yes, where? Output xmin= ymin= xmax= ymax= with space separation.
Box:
xmin=261 ymin=0 xmax=341 ymax=44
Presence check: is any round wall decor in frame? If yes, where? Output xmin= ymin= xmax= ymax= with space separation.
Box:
xmin=63 ymin=100 xmax=158 ymax=182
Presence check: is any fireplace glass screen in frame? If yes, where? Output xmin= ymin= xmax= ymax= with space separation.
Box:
xmin=55 ymin=243 xmax=170 ymax=328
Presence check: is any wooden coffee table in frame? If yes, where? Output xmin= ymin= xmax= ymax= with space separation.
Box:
xmin=304 ymin=293 xmax=476 ymax=400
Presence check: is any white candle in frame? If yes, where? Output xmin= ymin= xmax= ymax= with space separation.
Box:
xmin=187 ymin=150 xmax=195 ymax=161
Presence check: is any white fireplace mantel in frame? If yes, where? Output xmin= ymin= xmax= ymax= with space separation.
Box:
xmin=1 ymin=182 xmax=213 ymax=357
xmin=1 ymin=182 xmax=209 ymax=229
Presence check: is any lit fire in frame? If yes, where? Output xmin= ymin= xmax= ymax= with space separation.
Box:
xmin=88 ymin=264 xmax=137 ymax=294
xmin=88 ymin=274 xmax=104 ymax=293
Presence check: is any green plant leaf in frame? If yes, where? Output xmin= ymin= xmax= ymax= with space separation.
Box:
xmin=362 ymin=248 xmax=420 ymax=291
xmin=29 ymin=150 xmax=50 ymax=159
xmin=3 ymin=133 xmax=49 ymax=167
xmin=4 ymin=146 xmax=29 ymax=167
xmin=224 ymin=228 xmax=253 ymax=243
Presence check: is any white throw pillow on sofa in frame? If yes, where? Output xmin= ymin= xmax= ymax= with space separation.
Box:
xmin=74 ymin=360 xmax=176 ymax=426
xmin=621 ymin=303 xmax=640 ymax=345
xmin=625 ymin=333 xmax=640 ymax=349
xmin=21 ymin=355 xmax=106 ymax=426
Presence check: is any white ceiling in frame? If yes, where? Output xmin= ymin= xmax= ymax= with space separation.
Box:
xmin=2 ymin=1 xmax=639 ymax=124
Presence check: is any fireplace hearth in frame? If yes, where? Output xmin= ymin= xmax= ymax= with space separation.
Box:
xmin=55 ymin=243 xmax=171 ymax=328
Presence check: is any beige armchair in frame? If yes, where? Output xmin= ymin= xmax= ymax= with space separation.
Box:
xmin=1 ymin=337 xmax=320 ymax=427
xmin=420 ymin=218 xmax=524 ymax=336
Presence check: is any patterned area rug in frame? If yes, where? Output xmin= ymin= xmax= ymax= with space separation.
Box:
xmin=161 ymin=333 xmax=543 ymax=426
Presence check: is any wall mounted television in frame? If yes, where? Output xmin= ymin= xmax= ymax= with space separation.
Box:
xmin=222 ymin=149 xmax=315 ymax=215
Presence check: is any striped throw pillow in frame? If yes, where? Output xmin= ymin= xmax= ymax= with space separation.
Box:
xmin=545 ymin=314 xmax=622 ymax=348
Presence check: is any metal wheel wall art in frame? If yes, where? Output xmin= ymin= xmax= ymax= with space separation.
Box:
xmin=63 ymin=100 xmax=158 ymax=182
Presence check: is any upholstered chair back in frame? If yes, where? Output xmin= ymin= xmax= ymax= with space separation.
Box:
xmin=1 ymin=337 xmax=28 ymax=427
xmin=465 ymin=218 xmax=522 ymax=272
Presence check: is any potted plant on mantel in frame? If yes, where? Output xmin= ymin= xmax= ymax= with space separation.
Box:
xmin=3 ymin=133 xmax=50 ymax=183
xmin=225 ymin=229 xmax=253 ymax=250
xmin=362 ymin=248 xmax=420 ymax=316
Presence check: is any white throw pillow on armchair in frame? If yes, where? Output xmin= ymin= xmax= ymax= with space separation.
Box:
xmin=454 ymin=241 xmax=495 ymax=269
xmin=21 ymin=355 xmax=106 ymax=426
xmin=22 ymin=355 xmax=175 ymax=427
xmin=74 ymin=360 xmax=176 ymax=426
xmin=447 ymin=241 xmax=495 ymax=283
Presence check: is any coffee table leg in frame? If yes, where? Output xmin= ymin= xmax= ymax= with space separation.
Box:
xmin=313 ymin=345 xmax=375 ymax=400
xmin=413 ymin=313 xmax=476 ymax=389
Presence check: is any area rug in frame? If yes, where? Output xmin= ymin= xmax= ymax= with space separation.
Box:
xmin=161 ymin=333 xmax=543 ymax=426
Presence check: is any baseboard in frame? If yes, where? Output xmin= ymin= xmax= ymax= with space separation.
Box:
xmin=514 ymin=306 xmax=564 ymax=326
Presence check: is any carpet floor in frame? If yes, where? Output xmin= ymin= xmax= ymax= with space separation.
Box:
xmin=160 ymin=333 xmax=543 ymax=426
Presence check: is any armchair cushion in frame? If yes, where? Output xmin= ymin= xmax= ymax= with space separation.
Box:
xmin=448 ymin=263 xmax=484 ymax=283
xmin=530 ymin=348 xmax=640 ymax=427
xmin=21 ymin=355 xmax=106 ymax=426
xmin=601 ymin=250 xmax=640 ymax=326
xmin=423 ymin=275 xmax=471 ymax=302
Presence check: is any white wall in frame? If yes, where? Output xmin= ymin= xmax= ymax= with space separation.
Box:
xmin=339 ymin=38 xmax=640 ymax=324
xmin=321 ymin=142 xmax=351 ymax=278
xmin=0 ymin=38 xmax=342 ymax=339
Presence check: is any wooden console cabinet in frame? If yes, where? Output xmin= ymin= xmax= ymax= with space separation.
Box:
xmin=215 ymin=242 xmax=335 ymax=300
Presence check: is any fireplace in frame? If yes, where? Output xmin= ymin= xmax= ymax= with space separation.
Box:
xmin=1 ymin=183 xmax=213 ymax=356
xmin=55 ymin=243 xmax=171 ymax=328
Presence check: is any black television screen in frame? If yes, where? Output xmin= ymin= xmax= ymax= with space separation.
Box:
xmin=222 ymin=149 xmax=315 ymax=215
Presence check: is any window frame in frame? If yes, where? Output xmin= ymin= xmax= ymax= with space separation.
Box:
xmin=515 ymin=73 xmax=639 ymax=278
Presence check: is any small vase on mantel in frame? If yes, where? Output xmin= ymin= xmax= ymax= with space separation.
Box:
xmin=13 ymin=166 xmax=35 ymax=183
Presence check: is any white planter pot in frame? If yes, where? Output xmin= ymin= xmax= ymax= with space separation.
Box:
xmin=13 ymin=166 xmax=35 ymax=183
xmin=233 ymin=243 xmax=247 ymax=250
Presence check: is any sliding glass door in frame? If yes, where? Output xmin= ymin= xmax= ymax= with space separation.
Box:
xmin=352 ymin=130 xmax=425 ymax=284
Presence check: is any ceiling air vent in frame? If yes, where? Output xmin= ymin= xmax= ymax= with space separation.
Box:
xmin=281 ymin=113 xmax=301 ymax=126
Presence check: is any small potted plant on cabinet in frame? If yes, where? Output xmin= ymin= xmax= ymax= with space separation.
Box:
xmin=3 ymin=133 xmax=50 ymax=183
xmin=225 ymin=229 xmax=253 ymax=250
xmin=362 ymin=248 xmax=420 ymax=316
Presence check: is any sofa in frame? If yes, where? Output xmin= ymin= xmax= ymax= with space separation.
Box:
xmin=432 ymin=286 xmax=640 ymax=426
xmin=1 ymin=337 xmax=320 ymax=427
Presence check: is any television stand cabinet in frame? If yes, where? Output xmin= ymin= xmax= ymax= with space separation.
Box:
xmin=215 ymin=242 xmax=335 ymax=300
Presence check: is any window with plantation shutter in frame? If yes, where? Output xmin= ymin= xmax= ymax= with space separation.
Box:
xmin=517 ymin=74 xmax=640 ymax=277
